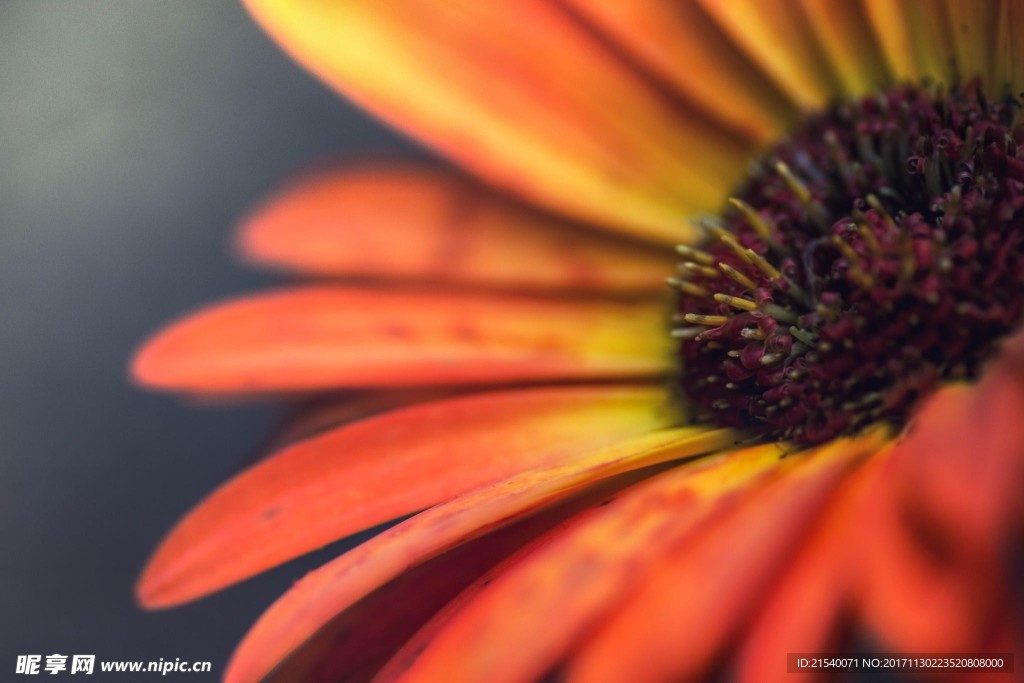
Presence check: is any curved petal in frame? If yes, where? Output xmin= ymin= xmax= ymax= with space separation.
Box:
xmin=891 ymin=366 xmax=1024 ymax=558
xmin=857 ymin=467 xmax=1008 ymax=653
xmin=857 ymin=363 xmax=1024 ymax=653
xmin=696 ymin=0 xmax=840 ymax=109
xmin=242 ymin=0 xmax=755 ymax=243
xmin=566 ymin=428 xmax=890 ymax=683
xmin=136 ymin=385 xmax=678 ymax=608
xmin=238 ymin=164 xmax=675 ymax=293
xmin=563 ymin=0 xmax=798 ymax=143
xmin=263 ymin=483 xmax=621 ymax=683
xmin=375 ymin=443 xmax=793 ymax=683
xmin=132 ymin=286 xmax=672 ymax=394
xmin=734 ymin=453 xmax=891 ymax=683
xmin=224 ymin=426 xmax=738 ymax=683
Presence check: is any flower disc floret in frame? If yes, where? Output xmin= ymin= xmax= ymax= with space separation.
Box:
xmin=674 ymin=84 xmax=1024 ymax=445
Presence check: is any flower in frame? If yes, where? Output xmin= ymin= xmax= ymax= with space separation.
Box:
xmin=133 ymin=2 xmax=1024 ymax=682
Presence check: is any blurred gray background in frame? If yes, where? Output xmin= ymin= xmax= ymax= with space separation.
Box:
xmin=0 ymin=2 xmax=425 ymax=678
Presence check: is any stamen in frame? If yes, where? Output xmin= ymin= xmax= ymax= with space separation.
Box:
xmin=670 ymin=326 xmax=704 ymax=340
xmin=774 ymin=161 xmax=811 ymax=203
xmin=683 ymin=314 xmax=730 ymax=327
xmin=865 ymin=194 xmax=895 ymax=228
xmin=717 ymin=232 xmax=752 ymax=261
xmin=744 ymin=249 xmax=782 ymax=280
xmin=671 ymin=83 xmax=1024 ymax=446
xmin=717 ymin=263 xmax=757 ymax=290
xmin=666 ymin=277 xmax=710 ymax=298
xmin=761 ymin=304 xmax=798 ymax=323
xmin=855 ymin=223 xmax=884 ymax=257
xmin=830 ymin=235 xmax=875 ymax=288
xmin=680 ymin=262 xmax=720 ymax=279
xmin=675 ymin=244 xmax=715 ymax=266
xmin=713 ymin=293 xmax=758 ymax=312
xmin=727 ymin=197 xmax=775 ymax=241
xmin=740 ymin=327 xmax=767 ymax=340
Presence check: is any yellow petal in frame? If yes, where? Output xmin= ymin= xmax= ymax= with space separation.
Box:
xmin=993 ymin=0 xmax=1024 ymax=94
xmin=862 ymin=0 xmax=957 ymax=85
xmin=242 ymin=0 xmax=755 ymax=244
xmin=564 ymin=0 xmax=798 ymax=142
xmin=697 ymin=0 xmax=841 ymax=109
xmin=798 ymin=0 xmax=892 ymax=94
xmin=945 ymin=0 xmax=999 ymax=86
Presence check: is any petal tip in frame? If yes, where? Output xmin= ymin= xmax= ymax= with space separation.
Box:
xmin=130 ymin=326 xmax=185 ymax=392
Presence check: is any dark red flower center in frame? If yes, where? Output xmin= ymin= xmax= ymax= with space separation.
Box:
xmin=673 ymin=83 xmax=1024 ymax=446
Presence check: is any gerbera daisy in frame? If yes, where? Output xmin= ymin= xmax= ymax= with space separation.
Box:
xmin=134 ymin=1 xmax=1024 ymax=681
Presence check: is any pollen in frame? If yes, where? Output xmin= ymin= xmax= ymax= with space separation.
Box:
xmin=672 ymin=83 xmax=1024 ymax=446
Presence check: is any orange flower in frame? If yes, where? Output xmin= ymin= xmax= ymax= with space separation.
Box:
xmin=133 ymin=2 xmax=1024 ymax=682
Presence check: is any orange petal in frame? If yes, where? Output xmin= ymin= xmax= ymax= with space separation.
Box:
xmin=891 ymin=368 xmax=1024 ymax=558
xmin=132 ymin=286 xmax=671 ymax=394
xmin=137 ymin=385 xmax=678 ymax=608
xmin=696 ymin=0 xmax=840 ymax=109
xmin=563 ymin=0 xmax=798 ymax=143
xmin=857 ymin=366 xmax=1024 ymax=652
xmin=239 ymin=164 xmax=675 ymax=293
xmin=224 ymin=425 xmax=738 ymax=683
xmin=857 ymin=464 xmax=1008 ymax=653
xmin=371 ymin=523 xmax=580 ymax=683
xmin=242 ymin=0 xmax=755 ymax=244
xmin=264 ymin=483 xmax=620 ymax=683
xmin=376 ymin=443 xmax=793 ymax=683
xmin=260 ymin=388 xmax=471 ymax=452
xmin=735 ymin=452 xmax=892 ymax=683
xmin=566 ymin=428 xmax=890 ymax=683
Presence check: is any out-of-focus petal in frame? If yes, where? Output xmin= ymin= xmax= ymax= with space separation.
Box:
xmin=858 ymin=360 xmax=1024 ymax=652
xmin=735 ymin=453 xmax=892 ymax=683
xmin=696 ymin=0 xmax=840 ymax=109
xmin=263 ymin=479 xmax=630 ymax=683
xmin=224 ymin=426 xmax=739 ymax=683
xmin=797 ymin=0 xmax=891 ymax=93
xmin=136 ymin=385 xmax=677 ymax=609
xmin=891 ymin=365 xmax=1024 ymax=559
xmin=993 ymin=0 xmax=1024 ymax=94
xmin=944 ymin=0 xmax=999 ymax=86
xmin=563 ymin=0 xmax=798 ymax=143
xmin=857 ymin=466 xmax=1008 ymax=653
xmin=242 ymin=0 xmax=755 ymax=244
xmin=260 ymin=388 xmax=471 ymax=452
xmin=862 ymin=0 xmax=956 ymax=84
xmin=238 ymin=165 xmax=675 ymax=294
xmin=375 ymin=443 xmax=793 ymax=683
xmin=131 ymin=287 xmax=671 ymax=394
xmin=566 ymin=428 xmax=890 ymax=683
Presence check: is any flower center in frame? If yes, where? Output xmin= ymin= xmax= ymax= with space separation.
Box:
xmin=672 ymin=83 xmax=1024 ymax=446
